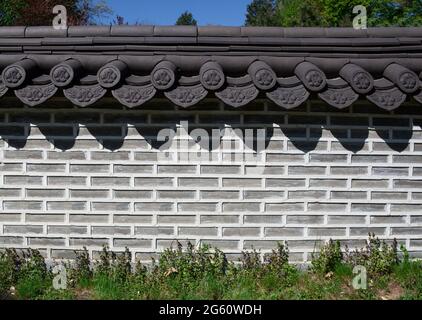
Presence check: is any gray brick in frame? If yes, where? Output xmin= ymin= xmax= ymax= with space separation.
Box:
xmin=223 ymin=202 xmax=260 ymax=212
xmin=70 ymin=189 xmax=110 ymax=199
xmin=331 ymin=191 xmax=367 ymax=200
xmin=223 ymin=178 xmax=262 ymax=188
xmin=372 ymin=192 xmax=407 ymax=200
xmin=4 ymin=150 xmax=43 ymax=160
xmin=289 ymin=190 xmax=326 ymax=200
xmin=200 ymin=215 xmax=239 ymax=224
xmin=135 ymin=227 xmax=174 ymax=236
xmin=265 ymin=227 xmax=303 ymax=237
xmin=0 ymin=236 xmax=24 ymax=245
xmin=48 ymin=151 xmax=86 ymax=160
xmin=4 ymin=201 xmax=42 ymax=210
xmin=48 ymin=226 xmax=87 ymax=235
xmin=351 ymin=203 xmax=385 ymax=212
xmin=392 ymin=227 xmax=422 ymax=236
xmin=201 ymin=240 xmax=239 ymax=250
xmin=370 ymin=216 xmax=406 ymax=224
xmin=48 ymin=176 xmax=87 ymax=186
xmin=391 ymin=204 xmax=422 ymax=212
xmin=178 ymin=178 xmax=219 ymax=188
xmin=70 ymin=238 xmax=109 ymax=246
xmin=308 ymin=203 xmax=347 ymax=212
xmin=310 ymin=154 xmax=347 ymax=163
xmin=352 ymin=155 xmax=388 ymax=163
xmin=157 ymin=239 xmax=195 ymax=249
xmin=0 ymin=163 xmax=23 ymax=172
xmin=331 ymin=166 xmax=368 ymax=175
xmin=26 ymin=213 xmax=64 ymax=223
xmin=0 ymin=213 xmax=22 ymax=222
xmin=266 ymin=154 xmax=304 ymax=163
xmin=287 ymin=215 xmax=324 ymax=225
xmin=91 ymin=177 xmax=130 ymax=187
xmin=266 ymin=203 xmax=304 ymax=212
xmin=309 ymin=179 xmax=347 ymax=188
xmin=328 ymin=215 xmax=366 ymax=224
xmin=113 ymin=215 xmax=152 ymax=224
xmin=158 ymin=190 xmax=196 ymax=200
xmin=244 ymin=215 xmax=282 ymax=224
xmin=350 ymin=227 xmax=386 ymax=236
xmin=245 ymin=166 xmax=284 ymax=175
xmin=201 ymin=165 xmax=241 ymax=174
xmin=47 ymin=201 xmax=86 ymax=211
xmin=266 ymin=179 xmax=306 ymax=188
xmin=91 ymin=202 xmax=130 ymax=211
xmin=28 ymin=237 xmax=66 ymax=246
xmin=394 ymin=155 xmax=422 ymax=163
xmin=352 ymin=179 xmax=389 ymax=188
xmin=178 ymin=203 xmax=217 ymax=212
xmin=244 ymin=191 xmax=285 ymax=200
xmin=223 ymin=227 xmax=260 ymax=237
xmin=394 ymin=180 xmax=422 ymax=188
xmin=288 ymin=166 xmax=326 ymax=175
xmin=4 ymin=176 xmax=43 ymax=186
xmin=92 ymin=226 xmax=131 ymax=235
xmin=135 ymin=202 xmax=173 ymax=212
xmin=0 ymin=188 xmax=21 ymax=197
xmin=90 ymin=152 xmax=130 ymax=161
xmin=26 ymin=189 xmax=65 ymax=198
xmin=178 ymin=227 xmax=218 ymax=236
xmin=135 ymin=177 xmax=174 ymax=187
xmin=70 ymin=164 xmax=110 ymax=173
xmin=157 ymin=215 xmax=195 ymax=224
xmin=4 ymin=225 xmax=43 ymax=234
xmin=158 ymin=165 xmax=196 ymax=174
xmin=113 ymin=239 xmax=152 ymax=248
xmin=27 ymin=164 xmax=66 ymax=173
xmin=243 ymin=240 xmax=279 ymax=250
xmin=372 ymin=167 xmax=409 ymax=176
xmin=308 ymin=228 xmax=346 ymax=236
xmin=201 ymin=191 xmax=240 ymax=200
xmin=69 ymin=214 xmax=109 ymax=223
xmin=114 ymin=190 xmax=152 ymax=199
xmin=114 ymin=165 xmax=153 ymax=174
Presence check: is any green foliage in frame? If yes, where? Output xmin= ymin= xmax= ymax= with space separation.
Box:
xmin=0 ymin=0 xmax=112 ymax=26
xmin=245 ymin=0 xmax=422 ymax=27
xmin=245 ymin=0 xmax=278 ymax=26
xmin=0 ymin=0 xmax=26 ymax=25
xmin=311 ymin=239 xmax=343 ymax=274
xmin=0 ymin=236 xmax=421 ymax=300
xmin=15 ymin=249 xmax=50 ymax=299
xmin=345 ymin=233 xmax=399 ymax=277
xmin=176 ymin=11 xmax=197 ymax=26
xmin=68 ymin=247 xmax=92 ymax=288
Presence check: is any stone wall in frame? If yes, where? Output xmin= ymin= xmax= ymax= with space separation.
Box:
xmin=0 ymin=96 xmax=421 ymax=262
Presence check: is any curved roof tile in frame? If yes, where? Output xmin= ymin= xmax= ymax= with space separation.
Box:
xmin=0 ymin=26 xmax=421 ymax=110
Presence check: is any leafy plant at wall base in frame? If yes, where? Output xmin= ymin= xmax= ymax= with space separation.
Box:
xmin=311 ymin=239 xmax=343 ymax=274
xmin=345 ymin=233 xmax=399 ymax=277
xmin=16 ymin=249 xmax=50 ymax=299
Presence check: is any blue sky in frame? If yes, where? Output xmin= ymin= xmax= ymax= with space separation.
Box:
xmin=104 ymin=0 xmax=252 ymax=26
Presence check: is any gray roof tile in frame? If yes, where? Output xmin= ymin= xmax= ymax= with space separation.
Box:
xmin=153 ymin=26 xmax=197 ymax=37
xmin=68 ymin=26 xmax=111 ymax=37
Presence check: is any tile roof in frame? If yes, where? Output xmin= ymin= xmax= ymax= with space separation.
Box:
xmin=0 ymin=26 xmax=421 ymax=109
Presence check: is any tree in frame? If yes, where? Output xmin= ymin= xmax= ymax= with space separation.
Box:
xmin=244 ymin=0 xmax=422 ymax=27
xmin=176 ymin=11 xmax=197 ymax=26
xmin=0 ymin=0 xmax=112 ymax=26
xmin=245 ymin=0 xmax=278 ymax=26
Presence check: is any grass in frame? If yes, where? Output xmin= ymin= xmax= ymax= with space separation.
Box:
xmin=1 ymin=234 xmax=422 ymax=300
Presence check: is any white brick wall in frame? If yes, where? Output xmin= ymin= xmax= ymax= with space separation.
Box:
xmin=1 ymin=97 xmax=422 ymax=262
